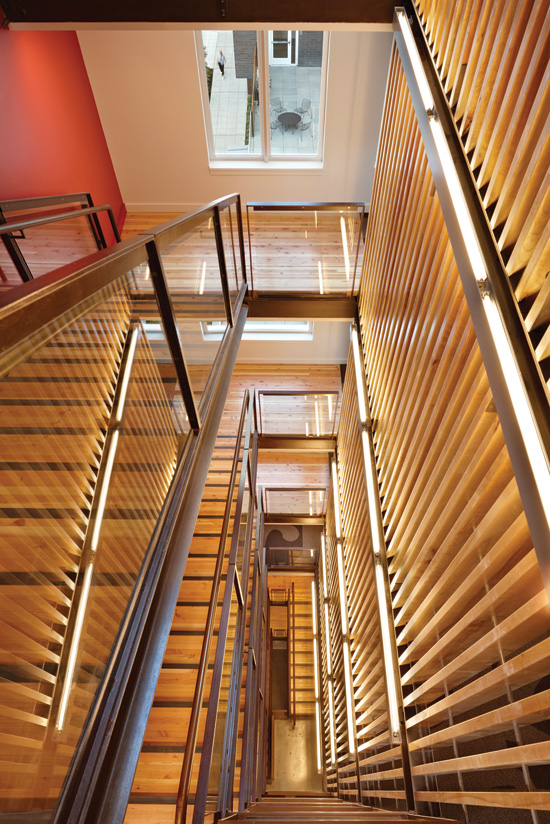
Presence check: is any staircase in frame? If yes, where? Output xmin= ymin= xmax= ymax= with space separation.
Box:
xmin=232 ymin=794 xmax=457 ymax=822
xmin=125 ymin=429 xmax=237 ymax=822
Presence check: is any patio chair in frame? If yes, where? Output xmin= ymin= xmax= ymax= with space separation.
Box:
xmin=270 ymin=97 xmax=285 ymax=114
xmin=271 ymin=119 xmax=283 ymax=135
xmin=295 ymin=98 xmax=311 ymax=116
xmin=298 ymin=120 xmax=313 ymax=140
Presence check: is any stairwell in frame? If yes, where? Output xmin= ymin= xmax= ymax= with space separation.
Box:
xmin=230 ymin=794 xmax=456 ymax=823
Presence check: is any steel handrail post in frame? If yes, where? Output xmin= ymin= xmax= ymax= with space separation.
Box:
xmin=146 ymin=238 xmax=201 ymax=432
xmin=213 ymin=204 xmax=234 ymax=327
xmin=235 ymin=194 xmax=248 ymax=287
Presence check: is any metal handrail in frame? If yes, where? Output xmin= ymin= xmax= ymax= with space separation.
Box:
xmin=0 ymin=192 xmax=250 ymax=823
xmin=238 ymin=494 xmax=264 ymax=812
xmin=0 ymin=191 xmax=108 ymax=260
xmin=0 ymin=203 xmax=122 ymax=243
xmin=174 ymin=387 xmax=253 ymax=824
xmin=0 ymin=191 xmax=94 ymax=212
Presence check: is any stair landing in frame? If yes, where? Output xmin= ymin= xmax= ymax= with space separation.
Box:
xmin=232 ymin=794 xmax=459 ymax=823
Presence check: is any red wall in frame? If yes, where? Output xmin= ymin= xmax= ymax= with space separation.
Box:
xmin=0 ymin=30 xmax=125 ymax=242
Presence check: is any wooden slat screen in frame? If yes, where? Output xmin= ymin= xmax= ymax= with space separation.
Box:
xmin=414 ymin=0 xmax=550 ymax=376
xmin=337 ymin=354 xmax=408 ymax=810
xmin=323 ymin=492 xmax=352 ymax=799
xmin=357 ymin=42 xmax=550 ymax=821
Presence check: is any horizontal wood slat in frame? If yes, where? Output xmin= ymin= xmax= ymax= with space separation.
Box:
xmin=415 ymin=0 xmax=550 ymax=385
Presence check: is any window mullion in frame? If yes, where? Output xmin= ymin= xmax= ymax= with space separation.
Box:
xmin=258 ymin=31 xmax=271 ymax=161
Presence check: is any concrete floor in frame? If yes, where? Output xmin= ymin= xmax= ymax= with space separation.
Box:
xmin=269 ymin=717 xmax=323 ymax=793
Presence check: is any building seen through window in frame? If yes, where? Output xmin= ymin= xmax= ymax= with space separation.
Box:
xmin=199 ymin=30 xmax=327 ymax=161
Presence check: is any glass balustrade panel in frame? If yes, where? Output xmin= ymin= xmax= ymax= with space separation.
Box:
xmin=248 ymin=206 xmax=364 ymax=295
xmin=259 ymin=392 xmax=339 ymax=436
xmin=219 ymin=202 xmax=246 ymax=310
xmin=264 ymin=488 xmax=327 ymax=517
xmin=0 ymin=267 xmax=189 ymax=819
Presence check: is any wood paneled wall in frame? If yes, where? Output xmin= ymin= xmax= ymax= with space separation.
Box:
xmin=353 ymin=41 xmax=550 ymax=822
xmin=415 ymin=0 xmax=550 ymax=378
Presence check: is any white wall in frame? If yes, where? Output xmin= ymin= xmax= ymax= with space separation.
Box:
xmin=78 ymin=29 xmax=392 ymax=210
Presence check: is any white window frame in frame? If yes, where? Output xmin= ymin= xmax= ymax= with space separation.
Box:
xmin=195 ymin=30 xmax=329 ymax=168
xmin=268 ymin=30 xmax=298 ymax=65
xmin=201 ymin=319 xmax=314 ymax=341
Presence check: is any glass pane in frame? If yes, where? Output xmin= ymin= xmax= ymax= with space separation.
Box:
xmin=236 ymin=484 xmax=250 ymax=576
xmin=129 ymin=276 xmax=192 ymax=434
xmin=265 ymin=488 xmax=327 ymax=517
xmin=269 ymin=31 xmax=323 ymax=156
xmin=207 ymin=584 xmax=240 ymax=803
xmin=0 ymin=265 xmax=189 ymax=818
xmin=259 ymin=392 xmax=339 ymax=436
xmin=150 ymin=216 xmax=231 ymax=401
xmin=0 ymin=275 xmax=130 ymax=816
xmin=202 ymin=31 xmax=261 ymax=156
xmin=248 ymin=206 xmax=364 ymax=295
xmin=267 ymin=547 xmax=317 ymax=569
xmin=63 ymin=325 xmax=181 ymax=748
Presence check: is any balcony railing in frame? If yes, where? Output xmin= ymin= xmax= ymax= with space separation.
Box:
xmin=246 ymin=202 xmax=365 ymax=296
xmin=0 ymin=192 xmax=118 ymax=283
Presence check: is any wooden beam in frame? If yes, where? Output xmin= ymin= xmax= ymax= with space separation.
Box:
xmin=1 ymin=0 xmax=395 ymax=24
xmin=264 ymin=514 xmax=325 ymax=524
xmin=258 ymin=436 xmax=336 ymax=451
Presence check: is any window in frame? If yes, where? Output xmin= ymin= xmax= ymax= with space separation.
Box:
xmin=201 ymin=320 xmax=314 ymax=340
xmin=197 ymin=30 xmax=329 ymax=164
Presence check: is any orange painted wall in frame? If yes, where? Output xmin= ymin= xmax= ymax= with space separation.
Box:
xmin=0 ymin=29 xmax=125 ymax=241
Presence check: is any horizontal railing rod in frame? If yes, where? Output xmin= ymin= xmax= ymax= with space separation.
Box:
xmin=247 ymin=201 xmax=365 ymax=211
xmin=0 ymin=192 xmax=92 ymax=212
xmin=0 ymin=203 xmax=121 ymax=243
xmin=145 ymin=193 xmax=242 ymax=250
xmin=174 ymin=388 xmax=251 ymax=824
